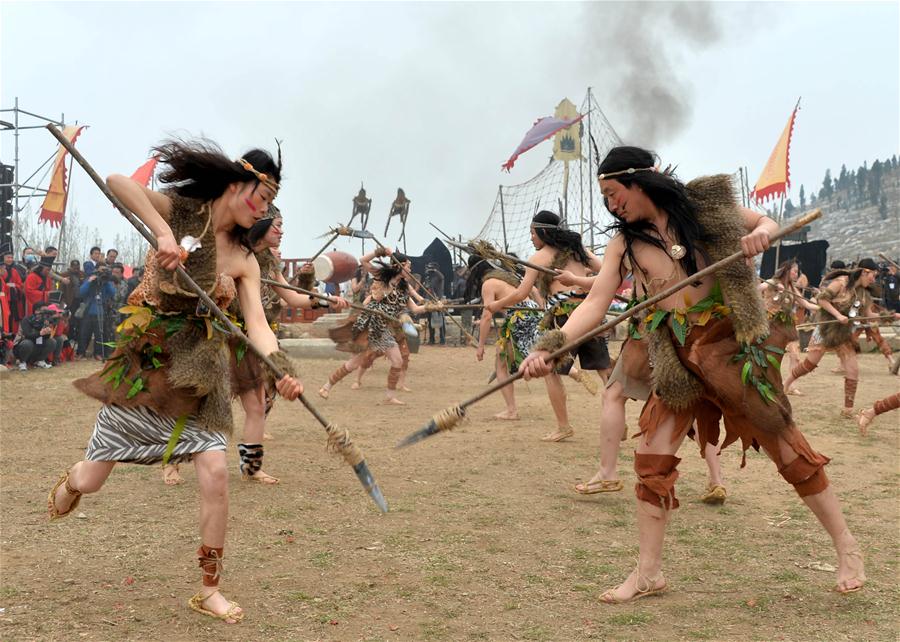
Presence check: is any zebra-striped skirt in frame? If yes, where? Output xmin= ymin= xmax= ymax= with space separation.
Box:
xmin=84 ymin=405 xmax=227 ymax=466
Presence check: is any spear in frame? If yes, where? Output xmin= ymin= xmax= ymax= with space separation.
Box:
xmin=260 ymin=277 xmax=404 ymax=326
xmin=878 ymin=253 xmax=900 ymax=271
xmin=439 ymin=234 xmax=630 ymax=304
xmin=369 ymin=234 xmax=478 ymax=346
xmin=47 ymin=124 xmax=388 ymax=513
xmin=397 ymin=209 xmax=824 ymax=448
xmin=795 ymin=315 xmax=896 ymax=330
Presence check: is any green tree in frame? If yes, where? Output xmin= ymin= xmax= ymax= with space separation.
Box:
xmin=784 ymin=198 xmax=795 ymax=215
xmin=820 ymin=169 xmax=834 ymax=200
xmin=838 ymin=164 xmax=849 ymax=190
xmin=799 ymin=184 xmax=806 ymax=209
xmin=879 ymin=193 xmax=888 ymax=220
xmin=856 ymin=165 xmax=868 ymax=205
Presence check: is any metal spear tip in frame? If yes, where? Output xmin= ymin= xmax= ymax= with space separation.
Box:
xmin=352 ymin=460 xmax=389 ymax=513
xmin=395 ymin=420 xmax=441 ymax=449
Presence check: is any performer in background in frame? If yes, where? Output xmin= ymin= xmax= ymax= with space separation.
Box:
xmin=521 ymin=145 xmax=864 ymax=601
xmin=487 ymin=210 xmax=607 ymax=442
xmin=783 ymin=258 xmax=885 ymax=417
xmin=48 ymin=140 xmax=303 ymax=624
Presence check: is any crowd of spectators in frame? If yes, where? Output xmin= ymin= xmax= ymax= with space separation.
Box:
xmin=0 ymin=244 xmax=143 ymax=371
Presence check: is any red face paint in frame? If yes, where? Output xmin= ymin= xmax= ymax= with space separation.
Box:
xmin=244 ymin=197 xmax=258 ymax=212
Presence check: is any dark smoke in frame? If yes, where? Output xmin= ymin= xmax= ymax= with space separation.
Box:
xmin=583 ymin=2 xmax=723 ymax=145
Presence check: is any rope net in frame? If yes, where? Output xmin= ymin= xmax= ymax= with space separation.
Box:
xmin=475 ymin=90 xmax=752 ymax=260
xmin=475 ymin=91 xmax=621 ymax=259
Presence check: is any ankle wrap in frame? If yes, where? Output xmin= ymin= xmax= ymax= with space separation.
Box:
xmin=387 ymin=366 xmax=402 ymax=390
xmin=329 ymin=364 xmax=352 ymax=386
xmin=197 ymin=545 xmax=224 ymax=587
xmin=399 ymin=338 xmax=411 ymax=370
xmin=238 ymin=443 xmax=264 ymax=476
xmin=634 ymin=453 xmax=681 ymax=510
xmin=874 ymin=392 xmax=900 ymax=416
xmin=790 ymin=358 xmax=817 ymax=379
xmin=843 ymin=378 xmax=858 ymax=409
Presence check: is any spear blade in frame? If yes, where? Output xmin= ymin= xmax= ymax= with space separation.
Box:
xmin=352 ymin=460 xmax=389 ymax=513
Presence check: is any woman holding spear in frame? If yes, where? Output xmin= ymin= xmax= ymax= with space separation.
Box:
xmin=161 ymin=208 xmax=349 ymax=487
xmin=486 ymin=211 xmax=607 ymax=442
xmin=520 ymin=145 xmax=864 ymax=601
xmin=48 ymin=140 xmax=304 ymax=623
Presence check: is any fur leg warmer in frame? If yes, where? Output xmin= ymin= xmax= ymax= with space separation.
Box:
xmin=238 ymin=443 xmax=264 ymax=477
xmin=329 ymin=364 xmax=353 ymax=386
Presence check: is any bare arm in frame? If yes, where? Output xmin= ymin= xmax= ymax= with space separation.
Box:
xmin=519 ymin=236 xmax=626 ymax=379
xmin=271 ymin=271 xmax=315 ymax=309
xmin=490 ymin=266 xmax=540 ymax=312
xmin=739 ymin=207 xmax=777 ymax=258
xmin=107 ymin=174 xmax=180 ymax=270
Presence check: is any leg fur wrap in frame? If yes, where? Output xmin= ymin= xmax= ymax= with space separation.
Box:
xmin=399 ymin=338 xmax=410 ymax=371
xmin=843 ymin=378 xmax=858 ymax=408
xmin=329 ymin=364 xmax=352 ymax=386
xmin=387 ymin=366 xmax=402 ymax=390
xmin=238 ymin=443 xmax=264 ymax=476
xmin=790 ymin=358 xmax=817 ymax=379
xmin=778 ymin=455 xmax=829 ymax=497
xmin=197 ymin=545 xmax=224 ymax=587
xmin=634 ymin=453 xmax=681 ymax=510
xmin=874 ymin=392 xmax=900 ymax=415
xmin=533 ymin=329 xmax=567 ymax=354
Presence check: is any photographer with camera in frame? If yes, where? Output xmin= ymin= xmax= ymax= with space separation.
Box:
xmin=25 ymin=256 xmax=56 ymax=315
xmin=12 ymin=301 xmax=62 ymax=370
xmin=76 ymin=265 xmax=116 ymax=360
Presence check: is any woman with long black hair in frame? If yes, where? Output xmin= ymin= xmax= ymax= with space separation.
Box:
xmin=48 ymin=139 xmax=304 ymax=623
xmin=487 ymin=210 xmax=606 ymax=442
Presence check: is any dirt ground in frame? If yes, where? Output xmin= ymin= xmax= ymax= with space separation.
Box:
xmin=1 ymin=342 xmax=898 ymax=641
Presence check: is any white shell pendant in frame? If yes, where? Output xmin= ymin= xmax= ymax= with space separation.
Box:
xmin=180 ymin=235 xmax=203 ymax=254
xmin=670 ymin=244 xmax=686 ymax=260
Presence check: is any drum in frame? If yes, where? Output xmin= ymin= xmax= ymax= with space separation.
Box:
xmin=313 ymin=251 xmax=358 ymax=284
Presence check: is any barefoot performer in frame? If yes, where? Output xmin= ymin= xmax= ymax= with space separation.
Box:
xmin=226 ymin=208 xmax=350 ymax=485
xmin=467 ymin=252 xmax=542 ymax=421
xmin=758 ymin=259 xmax=819 ymax=395
xmin=783 ymin=258 xmax=883 ymax=417
xmin=519 ymin=146 xmax=863 ymax=601
xmin=486 ymin=211 xmax=607 ymax=442
xmin=46 ymin=131 xmax=386 ymax=626
xmin=857 ymin=391 xmax=900 ymax=436
xmin=321 ymin=247 xmax=429 ymax=404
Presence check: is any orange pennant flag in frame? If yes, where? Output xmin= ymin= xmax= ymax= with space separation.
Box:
xmin=130 ymin=156 xmax=159 ymax=187
xmin=751 ymin=100 xmax=800 ymax=204
xmin=38 ymin=125 xmax=86 ymax=227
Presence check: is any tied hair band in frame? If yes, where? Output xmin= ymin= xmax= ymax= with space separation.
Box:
xmin=236 ymin=157 xmax=280 ymax=193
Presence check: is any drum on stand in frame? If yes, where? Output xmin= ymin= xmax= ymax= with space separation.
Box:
xmin=313 ymin=251 xmax=358 ymax=284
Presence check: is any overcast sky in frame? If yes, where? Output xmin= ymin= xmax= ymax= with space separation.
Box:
xmin=2 ymin=1 xmax=897 ymax=261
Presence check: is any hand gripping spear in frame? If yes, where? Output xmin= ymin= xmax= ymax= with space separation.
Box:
xmin=259 ymin=277 xmax=405 ymax=326
xmin=368 ymin=233 xmax=478 ymax=346
xmin=47 ymin=124 xmax=388 ymax=513
xmin=397 ymin=209 xmax=823 ymax=448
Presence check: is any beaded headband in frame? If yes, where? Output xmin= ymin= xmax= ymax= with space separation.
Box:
xmin=597 ymin=166 xmax=657 ymax=180
xmin=237 ymin=158 xmax=280 ymax=193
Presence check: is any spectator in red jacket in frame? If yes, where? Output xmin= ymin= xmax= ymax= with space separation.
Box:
xmin=25 ymin=256 xmax=54 ymax=315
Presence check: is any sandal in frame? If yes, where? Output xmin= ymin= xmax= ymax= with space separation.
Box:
xmin=786 ymin=387 xmax=803 ymax=396
xmin=700 ymin=484 xmax=727 ymax=505
xmin=857 ymin=408 xmax=875 ymax=437
xmin=317 ymin=386 xmax=330 ymax=399
xmin=834 ymin=550 xmax=866 ymax=594
xmin=574 ymin=479 xmax=623 ymax=495
xmin=188 ymin=591 xmax=244 ymax=623
xmin=541 ymin=427 xmax=574 ymax=442
xmin=840 ymin=407 xmax=855 ymax=419
xmin=599 ymin=573 xmax=667 ymax=604
xmin=162 ymin=463 xmax=185 ymax=486
xmin=47 ymin=469 xmax=82 ymax=520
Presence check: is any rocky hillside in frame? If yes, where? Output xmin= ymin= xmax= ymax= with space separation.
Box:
xmin=783 ymin=159 xmax=900 ymax=263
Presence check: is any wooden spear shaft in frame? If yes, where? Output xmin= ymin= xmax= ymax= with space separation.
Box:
xmin=47 ymin=124 xmax=388 ymax=512
xmin=878 ymin=253 xmax=900 ymax=271
xmin=369 ymin=235 xmax=478 ymax=346
xmin=795 ymin=315 xmax=895 ymax=329
xmin=260 ymin=277 xmax=404 ymax=325
xmin=397 ymin=209 xmax=823 ymax=448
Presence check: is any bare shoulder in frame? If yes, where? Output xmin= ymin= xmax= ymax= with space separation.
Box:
xmin=529 ymin=247 xmax=554 ymax=266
